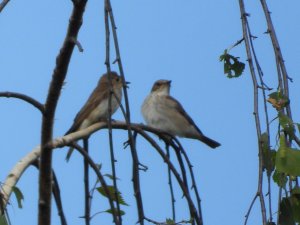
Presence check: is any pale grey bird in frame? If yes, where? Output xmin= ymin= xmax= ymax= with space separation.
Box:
xmin=142 ymin=79 xmax=220 ymax=148
xmin=65 ymin=71 xmax=125 ymax=160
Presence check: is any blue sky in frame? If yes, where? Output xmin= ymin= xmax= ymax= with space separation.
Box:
xmin=1 ymin=1 xmax=300 ymax=225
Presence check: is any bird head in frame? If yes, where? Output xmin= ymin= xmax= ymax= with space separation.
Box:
xmin=100 ymin=71 xmax=129 ymax=89
xmin=151 ymin=79 xmax=171 ymax=95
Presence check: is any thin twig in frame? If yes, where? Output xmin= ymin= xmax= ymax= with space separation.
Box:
xmin=246 ymin=16 xmax=273 ymax=222
xmin=0 ymin=92 xmax=45 ymax=114
xmin=104 ymin=2 xmax=122 ymax=222
xmin=83 ymin=139 xmax=91 ymax=225
xmin=0 ymin=0 xmax=9 ymax=13
xmin=171 ymin=139 xmax=203 ymax=224
xmin=136 ymin=131 xmax=201 ymax=225
xmin=166 ymin=145 xmax=176 ymax=221
xmin=105 ymin=1 xmax=145 ymax=224
xmin=238 ymin=1 xmax=267 ymax=224
xmin=244 ymin=193 xmax=259 ymax=225
xmin=70 ymin=143 xmax=120 ymax=225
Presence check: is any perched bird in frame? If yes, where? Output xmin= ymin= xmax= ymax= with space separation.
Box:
xmin=65 ymin=71 xmax=124 ymax=160
xmin=141 ymin=79 xmax=220 ymax=148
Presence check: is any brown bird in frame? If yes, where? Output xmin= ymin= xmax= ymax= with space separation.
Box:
xmin=141 ymin=79 xmax=220 ymax=148
xmin=65 ymin=71 xmax=124 ymax=160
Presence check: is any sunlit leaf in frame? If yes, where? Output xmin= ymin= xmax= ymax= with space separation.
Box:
xmin=97 ymin=186 xmax=129 ymax=206
xmin=260 ymin=132 xmax=276 ymax=176
xmin=267 ymin=91 xmax=290 ymax=110
xmin=219 ymin=51 xmax=245 ymax=78
xmin=276 ymin=135 xmax=300 ymax=176
xmin=12 ymin=186 xmax=24 ymax=209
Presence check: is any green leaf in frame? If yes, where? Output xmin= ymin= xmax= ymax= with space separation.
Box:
xmin=219 ymin=51 xmax=245 ymax=78
xmin=12 ymin=186 xmax=24 ymax=209
xmin=272 ymin=170 xmax=288 ymax=188
xmin=260 ymin=133 xmax=276 ymax=176
xmin=267 ymin=91 xmax=290 ymax=110
xmin=0 ymin=214 xmax=8 ymax=225
xmin=275 ymin=135 xmax=300 ymax=176
xmin=104 ymin=209 xmax=125 ymax=216
xmin=279 ymin=198 xmax=295 ymax=225
xmin=97 ymin=186 xmax=129 ymax=206
xmin=278 ymin=112 xmax=295 ymax=136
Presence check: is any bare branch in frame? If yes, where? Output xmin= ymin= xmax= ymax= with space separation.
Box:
xmin=104 ymin=1 xmax=145 ymax=224
xmin=83 ymin=139 xmax=91 ymax=225
xmin=38 ymin=1 xmax=88 ymax=225
xmin=104 ymin=2 xmax=122 ymax=222
xmin=31 ymin=161 xmax=68 ymax=225
xmin=0 ymin=0 xmax=9 ymax=13
xmin=0 ymin=91 xmax=45 ymax=114
xmin=1 ymin=120 xmax=201 ymax=224
xmin=238 ymin=1 xmax=267 ymax=224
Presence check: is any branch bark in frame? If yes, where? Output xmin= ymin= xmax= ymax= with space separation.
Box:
xmin=0 ymin=91 xmax=45 ymax=113
xmin=38 ymin=1 xmax=87 ymax=225
xmin=0 ymin=0 xmax=9 ymax=13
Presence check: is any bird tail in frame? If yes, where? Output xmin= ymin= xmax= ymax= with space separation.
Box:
xmin=198 ymin=135 xmax=221 ymax=149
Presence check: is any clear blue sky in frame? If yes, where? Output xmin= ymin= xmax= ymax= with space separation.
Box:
xmin=1 ymin=1 xmax=300 ymax=225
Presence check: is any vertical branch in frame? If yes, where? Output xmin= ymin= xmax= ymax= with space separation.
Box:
xmin=105 ymin=1 xmax=145 ymax=224
xmin=259 ymin=0 xmax=291 ymax=97
xmin=83 ymin=139 xmax=91 ymax=225
xmin=246 ymin=18 xmax=273 ymax=222
xmin=238 ymin=1 xmax=267 ymax=224
xmin=166 ymin=145 xmax=176 ymax=221
xmin=38 ymin=1 xmax=87 ymax=225
xmin=104 ymin=2 xmax=122 ymax=223
xmin=259 ymin=0 xmax=293 ymax=144
xmin=32 ymin=160 xmax=68 ymax=225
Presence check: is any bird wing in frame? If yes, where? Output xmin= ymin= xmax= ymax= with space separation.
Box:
xmin=165 ymin=95 xmax=203 ymax=135
xmin=65 ymin=86 xmax=108 ymax=135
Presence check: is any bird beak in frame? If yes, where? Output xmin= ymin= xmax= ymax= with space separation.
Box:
xmin=167 ymin=80 xmax=172 ymax=85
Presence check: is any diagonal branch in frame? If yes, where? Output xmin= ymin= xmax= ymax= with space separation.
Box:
xmin=0 ymin=91 xmax=45 ymax=114
xmin=0 ymin=0 xmax=9 ymax=13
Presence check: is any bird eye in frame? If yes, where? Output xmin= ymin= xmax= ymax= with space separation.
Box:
xmin=116 ymin=78 xmax=120 ymax=82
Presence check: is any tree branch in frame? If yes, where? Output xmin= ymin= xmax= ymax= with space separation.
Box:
xmin=1 ymin=120 xmax=201 ymax=224
xmin=0 ymin=91 xmax=45 ymax=114
xmin=104 ymin=1 xmax=145 ymax=224
xmin=0 ymin=0 xmax=9 ymax=13
xmin=38 ymin=1 xmax=87 ymax=225
xmin=238 ymin=1 xmax=267 ymax=224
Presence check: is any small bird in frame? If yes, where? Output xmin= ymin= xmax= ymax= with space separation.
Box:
xmin=141 ymin=79 xmax=220 ymax=148
xmin=65 ymin=71 xmax=124 ymax=160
